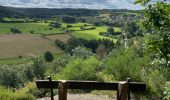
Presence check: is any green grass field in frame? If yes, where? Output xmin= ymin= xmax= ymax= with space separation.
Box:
xmin=0 ymin=22 xmax=63 ymax=34
xmin=0 ymin=58 xmax=28 ymax=65
xmin=71 ymin=26 xmax=121 ymax=42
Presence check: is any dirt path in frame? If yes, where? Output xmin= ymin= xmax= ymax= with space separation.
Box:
xmin=37 ymin=94 xmax=115 ymax=100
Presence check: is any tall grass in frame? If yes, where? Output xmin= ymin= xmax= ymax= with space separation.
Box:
xmin=0 ymin=86 xmax=35 ymax=100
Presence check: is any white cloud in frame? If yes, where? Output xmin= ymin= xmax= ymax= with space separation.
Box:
xmin=0 ymin=0 xmax=144 ymax=9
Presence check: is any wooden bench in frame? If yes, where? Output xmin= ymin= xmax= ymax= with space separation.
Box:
xmin=36 ymin=77 xmax=146 ymax=100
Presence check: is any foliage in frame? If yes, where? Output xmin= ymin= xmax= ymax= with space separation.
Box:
xmin=59 ymin=57 xmax=101 ymax=81
xmin=124 ymin=21 xmax=139 ymax=37
xmin=49 ymin=21 xmax=61 ymax=28
xmin=28 ymin=55 xmax=46 ymax=79
xmin=135 ymin=0 xmax=170 ymax=66
xmin=96 ymin=44 xmax=107 ymax=59
xmin=55 ymin=39 xmax=66 ymax=50
xmin=10 ymin=27 xmax=22 ymax=34
xmin=65 ymin=37 xmax=114 ymax=54
xmin=0 ymin=86 xmax=35 ymax=100
xmin=0 ymin=64 xmax=30 ymax=88
xmin=71 ymin=46 xmax=95 ymax=59
xmin=62 ymin=16 xmax=76 ymax=23
xmin=107 ymin=27 xmax=114 ymax=35
xmin=141 ymin=65 xmax=167 ymax=98
xmin=104 ymin=48 xmax=141 ymax=80
xmin=163 ymin=82 xmax=170 ymax=100
xmin=44 ymin=51 xmax=54 ymax=62
xmin=65 ymin=38 xmax=84 ymax=52
xmin=51 ymin=54 xmax=72 ymax=73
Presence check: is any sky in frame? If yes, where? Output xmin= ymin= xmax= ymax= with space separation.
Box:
xmin=0 ymin=0 xmax=145 ymax=10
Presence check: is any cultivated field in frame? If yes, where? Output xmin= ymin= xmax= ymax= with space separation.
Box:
xmin=0 ymin=34 xmax=69 ymax=59
xmin=45 ymin=33 xmax=71 ymax=43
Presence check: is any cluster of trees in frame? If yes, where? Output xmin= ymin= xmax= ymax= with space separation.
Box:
xmin=55 ymin=37 xmax=115 ymax=54
xmin=49 ymin=21 xmax=61 ymax=28
xmin=62 ymin=16 xmax=76 ymax=23
xmin=99 ymin=27 xmax=122 ymax=37
xmin=80 ymin=26 xmax=96 ymax=31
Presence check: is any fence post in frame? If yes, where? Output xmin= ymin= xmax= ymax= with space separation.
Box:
xmin=58 ymin=81 xmax=67 ymax=100
xmin=117 ymin=81 xmax=129 ymax=100
xmin=47 ymin=76 xmax=54 ymax=100
xmin=127 ymin=78 xmax=130 ymax=100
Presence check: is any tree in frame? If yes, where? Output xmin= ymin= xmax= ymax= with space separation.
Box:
xmin=44 ymin=51 xmax=54 ymax=62
xmin=10 ymin=27 xmax=21 ymax=34
xmin=62 ymin=16 xmax=76 ymax=23
xmin=135 ymin=0 xmax=170 ymax=66
xmin=124 ymin=21 xmax=139 ymax=36
xmin=107 ymin=27 xmax=114 ymax=35
xmin=71 ymin=46 xmax=94 ymax=59
xmin=49 ymin=21 xmax=61 ymax=28
xmin=96 ymin=44 xmax=107 ymax=59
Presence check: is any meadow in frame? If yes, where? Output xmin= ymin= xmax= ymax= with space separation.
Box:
xmin=71 ymin=26 xmax=121 ymax=41
xmin=0 ymin=22 xmax=63 ymax=34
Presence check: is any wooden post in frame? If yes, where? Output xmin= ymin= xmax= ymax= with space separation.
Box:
xmin=127 ymin=78 xmax=130 ymax=100
xmin=47 ymin=76 xmax=54 ymax=100
xmin=58 ymin=81 xmax=67 ymax=100
xmin=117 ymin=81 xmax=129 ymax=100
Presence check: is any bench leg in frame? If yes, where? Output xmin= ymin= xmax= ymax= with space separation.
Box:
xmin=58 ymin=82 xmax=67 ymax=100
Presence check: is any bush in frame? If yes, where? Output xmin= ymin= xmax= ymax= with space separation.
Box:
xmin=104 ymin=48 xmax=142 ymax=81
xmin=114 ymin=32 xmax=122 ymax=35
xmin=67 ymin=24 xmax=72 ymax=28
xmin=163 ymin=82 xmax=170 ymax=99
xmin=10 ymin=27 xmax=22 ymax=34
xmin=71 ymin=46 xmax=95 ymax=59
xmin=59 ymin=57 xmax=101 ymax=81
xmin=44 ymin=51 xmax=54 ymax=62
xmin=55 ymin=39 xmax=66 ymax=50
xmin=30 ymin=30 xmax=34 ymax=34
xmin=99 ymin=32 xmax=109 ymax=36
xmin=0 ymin=86 xmax=35 ymax=100
xmin=107 ymin=27 xmax=114 ymax=35
xmin=49 ymin=21 xmax=61 ymax=28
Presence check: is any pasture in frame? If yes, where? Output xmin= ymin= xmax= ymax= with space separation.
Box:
xmin=0 ymin=22 xmax=63 ymax=34
xmin=71 ymin=26 xmax=121 ymax=41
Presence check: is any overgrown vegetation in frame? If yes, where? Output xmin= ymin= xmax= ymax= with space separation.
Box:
xmin=0 ymin=1 xmax=169 ymax=99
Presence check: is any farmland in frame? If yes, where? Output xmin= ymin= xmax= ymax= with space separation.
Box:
xmin=0 ymin=22 xmax=63 ymax=34
xmin=0 ymin=34 xmax=62 ymax=59
xmin=0 ymin=21 xmax=120 ymax=60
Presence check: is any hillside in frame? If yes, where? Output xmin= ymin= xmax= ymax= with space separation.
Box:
xmin=0 ymin=5 xmax=141 ymax=18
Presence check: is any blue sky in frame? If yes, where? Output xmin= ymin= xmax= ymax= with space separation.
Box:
xmin=0 ymin=0 xmax=144 ymax=10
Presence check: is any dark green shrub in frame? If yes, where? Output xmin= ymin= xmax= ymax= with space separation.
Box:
xmin=10 ymin=27 xmax=22 ymax=34
xmin=67 ymin=24 xmax=72 ymax=28
xmin=44 ymin=51 xmax=54 ymax=62
xmin=55 ymin=39 xmax=66 ymax=50
xmin=107 ymin=27 xmax=114 ymax=35
xmin=30 ymin=30 xmax=34 ymax=34
xmin=62 ymin=16 xmax=76 ymax=23
xmin=49 ymin=21 xmax=61 ymax=28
